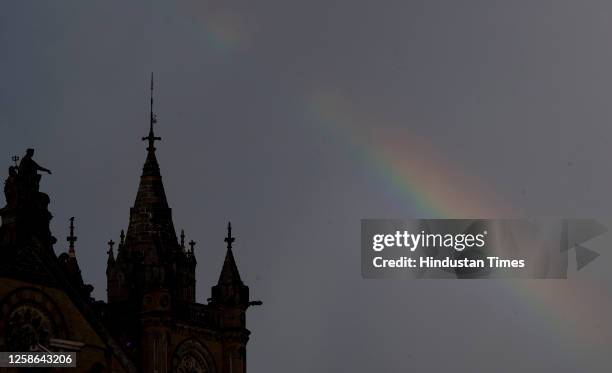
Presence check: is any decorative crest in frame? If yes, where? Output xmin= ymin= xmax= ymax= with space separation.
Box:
xmin=224 ymin=221 xmax=235 ymax=250
xmin=67 ymin=217 xmax=77 ymax=257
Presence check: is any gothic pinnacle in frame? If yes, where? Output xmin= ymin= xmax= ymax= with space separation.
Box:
xmin=67 ymin=217 xmax=78 ymax=258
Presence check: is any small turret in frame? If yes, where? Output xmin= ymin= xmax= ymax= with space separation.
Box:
xmin=211 ymin=222 xmax=249 ymax=307
xmin=107 ymin=239 xmax=115 ymax=266
xmin=62 ymin=217 xmax=83 ymax=279
xmin=57 ymin=217 xmax=92 ymax=299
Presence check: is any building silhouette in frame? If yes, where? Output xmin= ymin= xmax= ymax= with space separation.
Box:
xmin=0 ymin=78 xmax=259 ymax=372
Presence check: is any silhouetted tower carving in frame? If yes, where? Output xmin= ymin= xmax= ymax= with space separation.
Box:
xmin=67 ymin=217 xmax=77 ymax=257
xmin=209 ymin=222 xmax=254 ymax=373
xmin=106 ymin=75 xmax=195 ymax=306
xmin=57 ymin=217 xmax=94 ymax=299
xmin=211 ymin=222 xmax=249 ymax=307
xmin=104 ymin=76 xmax=260 ymax=373
xmin=104 ymin=76 xmax=197 ymax=372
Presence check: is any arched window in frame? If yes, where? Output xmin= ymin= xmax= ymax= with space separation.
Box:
xmin=0 ymin=287 xmax=68 ymax=352
xmin=172 ymin=339 xmax=216 ymax=373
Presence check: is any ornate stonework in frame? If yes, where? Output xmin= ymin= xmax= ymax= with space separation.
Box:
xmin=0 ymin=287 xmax=67 ymax=352
xmin=5 ymin=304 xmax=53 ymax=351
xmin=172 ymin=339 xmax=216 ymax=373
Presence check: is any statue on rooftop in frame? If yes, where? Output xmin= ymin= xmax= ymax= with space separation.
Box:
xmin=18 ymin=149 xmax=51 ymax=192
xmin=1 ymin=149 xmax=56 ymax=247
xmin=3 ymin=166 xmax=18 ymax=208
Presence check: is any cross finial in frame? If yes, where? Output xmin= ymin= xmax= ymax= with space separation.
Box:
xmin=142 ymin=72 xmax=161 ymax=152
xmin=188 ymin=240 xmax=196 ymax=252
xmin=107 ymin=239 xmax=115 ymax=260
xmin=180 ymin=229 xmax=186 ymax=249
xmin=67 ymin=217 xmax=77 ymax=257
xmin=224 ymin=221 xmax=235 ymax=249
xmin=11 ymin=155 xmax=20 ymax=167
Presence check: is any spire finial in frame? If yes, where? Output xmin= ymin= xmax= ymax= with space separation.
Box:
xmin=67 ymin=217 xmax=77 ymax=257
xmin=11 ymin=155 xmax=20 ymax=167
xmin=224 ymin=221 xmax=235 ymax=250
xmin=188 ymin=240 xmax=196 ymax=253
xmin=142 ymin=72 xmax=161 ymax=152
xmin=107 ymin=239 xmax=115 ymax=262
xmin=120 ymin=229 xmax=125 ymax=245
xmin=180 ymin=229 xmax=186 ymax=250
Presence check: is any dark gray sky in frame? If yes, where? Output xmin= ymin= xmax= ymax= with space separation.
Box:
xmin=2 ymin=1 xmax=612 ymax=372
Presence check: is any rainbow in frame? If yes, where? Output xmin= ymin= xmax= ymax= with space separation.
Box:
xmin=309 ymin=89 xmax=512 ymax=218
xmin=308 ymin=88 xmax=612 ymax=348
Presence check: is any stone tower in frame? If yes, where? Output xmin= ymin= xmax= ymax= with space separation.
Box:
xmin=105 ymin=76 xmax=259 ymax=373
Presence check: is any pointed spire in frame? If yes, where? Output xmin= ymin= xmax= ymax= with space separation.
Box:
xmin=211 ymin=222 xmax=249 ymax=306
xmin=123 ymin=75 xmax=178 ymax=267
xmin=67 ymin=217 xmax=78 ymax=258
xmin=218 ymin=221 xmax=242 ymax=285
xmin=180 ymin=229 xmax=186 ymax=250
xmin=107 ymin=238 xmax=115 ymax=265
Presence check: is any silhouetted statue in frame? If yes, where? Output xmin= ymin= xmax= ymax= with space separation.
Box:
xmin=1 ymin=150 xmax=56 ymax=247
xmin=18 ymin=148 xmax=51 ymax=192
xmin=3 ymin=166 xmax=18 ymax=208
xmin=20 ymin=148 xmax=51 ymax=175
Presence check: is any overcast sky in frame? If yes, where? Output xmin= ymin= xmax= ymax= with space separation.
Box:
xmin=2 ymin=1 xmax=612 ymax=372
